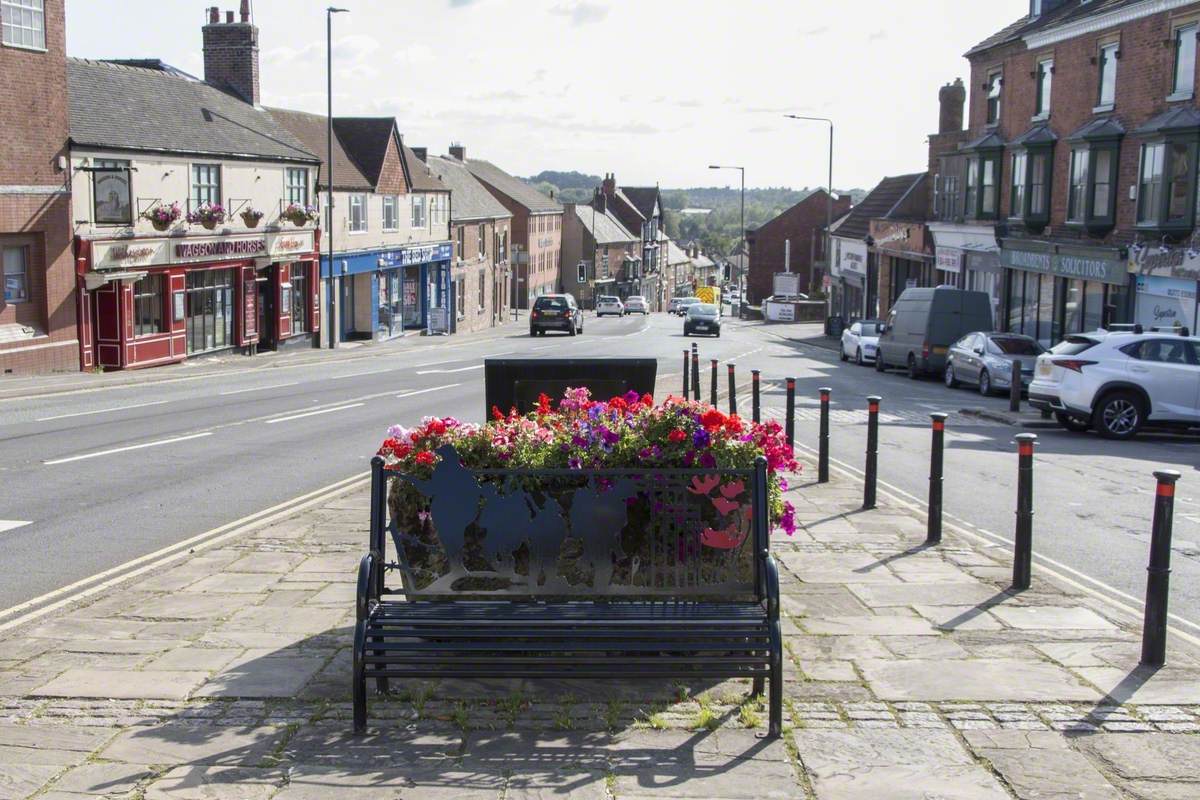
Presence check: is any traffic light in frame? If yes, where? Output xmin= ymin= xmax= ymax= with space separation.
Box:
xmin=577 ymin=261 xmax=586 ymax=283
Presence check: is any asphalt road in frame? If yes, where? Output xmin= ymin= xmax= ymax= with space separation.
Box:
xmin=1 ymin=312 xmax=1197 ymax=634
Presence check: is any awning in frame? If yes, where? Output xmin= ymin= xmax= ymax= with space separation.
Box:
xmin=84 ymin=270 xmax=147 ymax=290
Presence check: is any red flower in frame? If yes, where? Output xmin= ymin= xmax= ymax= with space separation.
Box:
xmin=492 ymin=405 xmax=505 ymax=421
xmin=415 ymin=451 xmax=436 ymax=466
xmin=701 ymin=408 xmax=726 ymax=431
xmin=641 ymin=393 xmax=654 ymax=407
xmin=394 ymin=444 xmax=411 ymax=460
xmin=723 ymin=414 xmax=744 ymax=434
xmin=608 ymin=396 xmax=628 ymax=412
xmin=424 ymin=418 xmax=447 ymax=436
xmin=668 ymin=429 xmax=687 ymax=443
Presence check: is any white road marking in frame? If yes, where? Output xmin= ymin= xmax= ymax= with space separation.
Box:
xmin=265 ymin=402 xmax=364 ymax=424
xmin=218 ymin=382 xmax=299 ymax=396
xmin=395 ymin=383 xmax=462 ymax=399
xmin=36 ymin=400 xmax=169 ymax=421
xmin=416 ymin=364 xmax=484 ymax=375
xmin=0 ymin=520 xmax=32 ymax=533
xmin=44 ymin=432 xmax=214 ymax=465
xmin=329 ymin=368 xmax=394 ymax=380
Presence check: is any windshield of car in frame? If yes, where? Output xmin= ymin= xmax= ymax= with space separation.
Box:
xmin=598 ymin=296 xmax=619 ymax=304
xmin=859 ymin=321 xmax=883 ymax=335
xmin=628 ymin=296 xmax=645 ymax=303
xmin=1048 ymin=336 xmax=1098 ymax=356
xmin=988 ymin=336 xmax=1042 ymax=356
xmin=534 ymin=297 xmax=568 ymax=310
xmin=688 ymin=304 xmax=718 ymax=317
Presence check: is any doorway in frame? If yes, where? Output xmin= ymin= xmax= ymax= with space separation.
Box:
xmin=257 ymin=275 xmax=276 ymax=351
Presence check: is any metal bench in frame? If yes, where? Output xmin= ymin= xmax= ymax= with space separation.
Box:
xmin=353 ymin=444 xmax=782 ymax=736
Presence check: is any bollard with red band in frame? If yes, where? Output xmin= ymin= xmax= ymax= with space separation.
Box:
xmin=1009 ymin=359 xmax=1022 ymax=413
xmin=926 ymin=413 xmax=948 ymax=544
xmin=1012 ymin=433 xmax=1037 ymax=590
xmin=785 ymin=378 xmax=796 ymax=450
xmin=818 ymin=387 xmax=832 ymax=484
xmin=1141 ymin=470 xmax=1182 ymax=667
xmin=724 ymin=362 xmax=734 ymax=412
xmin=682 ymin=350 xmax=689 ymax=397
xmin=863 ymin=396 xmax=881 ymax=510
xmin=751 ymin=370 xmax=761 ymax=423
xmin=711 ymin=359 xmax=719 ymax=406
xmin=691 ymin=344 xmax=700 ymax=401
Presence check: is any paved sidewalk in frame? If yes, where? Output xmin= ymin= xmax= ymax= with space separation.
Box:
xmin=2 ymin=458 xmax=1198 ymax=798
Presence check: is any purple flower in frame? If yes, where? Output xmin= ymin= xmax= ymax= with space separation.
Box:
xmin=568 ymin=456 xmax=583 ymax=469
xmin=700 ymin=452 xmax=716 ymax=468
xmin=623 ymin=389 xmax=641 ymax=405
xmin=779 ymin=501 xmax=797 ymax=536
xmin=601 ymin=428 xmax=620 ymax=446
xmin=692 ymin=428 xmax=710 ymax=448
xmin=779 ymin=478 xmax=789 ymax=491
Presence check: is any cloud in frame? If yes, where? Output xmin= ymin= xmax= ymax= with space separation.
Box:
xmin=448 ymin=0 xmax=480 ymax=6
xmin=550 ymin=1 xmax=608 ymax=25
xmin=393 ymin=43 xmax=434 ymax=65
xmin=868 ymin=29 xmax=887 ymax=41
xmin=266 ymin=34 xmax=380 ymax=67
xmin=798 ymin=25 xmax=829 ymax=36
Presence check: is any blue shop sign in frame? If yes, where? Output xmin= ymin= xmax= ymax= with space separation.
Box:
xmin=378 ymin=242 xmax=453 ymax=269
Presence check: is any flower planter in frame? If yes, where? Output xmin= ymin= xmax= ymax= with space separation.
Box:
xmin=241 ymin=214 xmax=262 ymax=229
xmin=150 ymin=219 xmax=172 ymax=232
xmin=201 ymin=220 xmax=218 ymax=230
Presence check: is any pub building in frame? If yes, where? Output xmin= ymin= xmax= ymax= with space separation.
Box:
xmin=67 ymin=13 xmax=323 ymax=369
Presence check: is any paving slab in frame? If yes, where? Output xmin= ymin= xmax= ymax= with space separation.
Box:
xmin=180 ymin=573 xmax=284 ymax=594
xmin=48 ymin=761 xmax=153 ymax=796
xmin=802 ymin=615 xmax=939 ymax=636
xmin=989 ymin=606 xmax=1119 ymax=631
xmin=32 ymin=669 xmax=210 ymax=701
xmin=963 ymin=729 xmax=1121 ymax=799
xmin=143 ymin=765 xmax=286 ymax=799
xmin=859 ymin=658 xmax=1102 ymax=702
xmin=1075 ymin=733 xmax=1200 ymax=799
xmin=275 ymin=764 xmax=504 ymax=799
xmin=121 ymin=594 xmax=250 ymax=622
xmin=100 ymin=722 xmax=290 ymax=766
xmin=0 ymin=763 xmax=61 ymax=798
xmin=143 ymin=648 xmax=244 ymax=673
xmin=192 ymin=652 xmax=328 ymax=698
xmin=610 ymin=730 xmax=798 ymax=799
xmin=846 ymin=582 xmax=1001 ymax=607
xmin=912 ymin=604 xmax=1004 ymax=631
xmin=1073 ymin=666 xmax=1200 ymax=704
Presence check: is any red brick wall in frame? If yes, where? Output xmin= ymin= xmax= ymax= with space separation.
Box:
xmin=0 ymin=0 xmax=77 ymax=374
xmin=966 ymin=3 xmax=1200 ymax=244
xmin=745 ymin=191 xmax=851 ymax=304
xmin=451 ymin=216 xmax=512 ymax=333
xmin=376 ymin=136 xmax=409 ymax=195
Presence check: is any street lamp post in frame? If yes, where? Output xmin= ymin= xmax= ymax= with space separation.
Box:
xmin=708 ymin=165 xmax=743 ymax=314
xmin=325 ymin=6 xmax=348 ymax=350
xmin=785 ymin=115 xmax=834 ymax=308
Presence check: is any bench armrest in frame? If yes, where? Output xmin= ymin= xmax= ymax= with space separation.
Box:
xmin=356 ymin=551 xmax=379 ymax=622
xmin=759 ymin=550 xmax=780 ymax=621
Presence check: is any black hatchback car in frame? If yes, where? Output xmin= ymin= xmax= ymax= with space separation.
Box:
xmin=530 ymin=294 xmax=583 ymax=336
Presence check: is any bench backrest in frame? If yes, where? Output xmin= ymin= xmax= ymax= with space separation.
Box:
xmin=370 ymin=445 xmax=769 ymax=601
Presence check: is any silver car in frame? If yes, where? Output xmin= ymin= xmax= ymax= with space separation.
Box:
xmin=945 ymin=332 xmax=1044 ymax=395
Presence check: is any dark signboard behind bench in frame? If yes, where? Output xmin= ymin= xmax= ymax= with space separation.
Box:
xmin=484 ymin=358 xmax=658 ymax=420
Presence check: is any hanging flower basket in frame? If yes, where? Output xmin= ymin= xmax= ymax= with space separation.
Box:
xmin=141 ymin=202 xmax=181 ymax=232
xmin=240 ymin=208 xmax=265 ymax=228
xmin=283 ymin=203 xmax=319 ymax=227
xmin=186 ymin=203 xmax=226 ymax=230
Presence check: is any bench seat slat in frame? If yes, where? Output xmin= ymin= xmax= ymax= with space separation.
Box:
xmin=363 ymin=627 xmax=767 ymax=640
xmin=362 ymin=640 xmax=769 ymax=653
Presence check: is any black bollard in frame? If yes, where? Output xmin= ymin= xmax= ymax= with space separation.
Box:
xmin=785 ymin=377 xmax=796 ymax=450
xmin=1141 ymin=470 xmax=1182 ymax=667
xmin=691 ymin=345 xmax=700 ymax=401
xmin=926 ymin=413 xmax=947 ymax=545
xmin=711 ymin=359 xmax=719 ymax=406
xmin=818 ymin=387 xmax=831 ymax=484
xmin=1012 ymin=433 xmax=1037 ymax=590
xmin=682 ymin=350 xmax=689 ymax=397
xmin=863 ymin=396 xmax=881 ymax=510
xmin=751 ymin=370 xmax=761 ymax=423
xmin=1010 ymin=359 xmax=1022 ymax=413
xmin=728 ymin=363 xmax=738 ymax=415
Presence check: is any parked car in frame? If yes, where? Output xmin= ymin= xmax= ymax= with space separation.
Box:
xmin=672 ymin=296 xmax=701 ymax=316
xmin=876 ymin=288 xmax=993 ymax=379
xmin=1029 ymin=328 xmax=1199 ymax=440
xmin=624 ymin=295 xmax=649 ymax=315
xmin=530 ymin=294 xmax=583 ymax=337
xmin=683 ymin=303 xmax=721 ymax=337
xmin=596 ymin=295 xmax=625 ymax=317
xmin=840 ymin=320 xmax=883 ymax=365
xmin=668 ymin=297 xmax=686 ymax=315
xmin=945 ymin=332 xmax=1043 ymax=395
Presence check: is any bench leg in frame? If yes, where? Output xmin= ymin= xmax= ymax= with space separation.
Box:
xmin=769 ymin=620 xmax=783 ymax=738
xmin=371 ymin=633 xmax=390 ymax=695
xmin=752 ymin=677 xmax=765 ymax=697
xmin=353 ymin=619 xmax=368 ymax=734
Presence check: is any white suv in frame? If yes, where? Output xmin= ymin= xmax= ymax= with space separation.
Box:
xmin=595 ymin=296 xmax=625 ymax=317
xmin=1028 ymin=328 xmax=1200 ymax=439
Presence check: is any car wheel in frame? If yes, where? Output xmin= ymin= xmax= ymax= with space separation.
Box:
xmin=945 ymin=364 xmax=959 ymax=388
xmin=1055 ymin=412 xmax=1090 ymax=433
xmin=875 ymin=354 xmax=885 ymax=372
xmin=856 ymin=348 xmax=864 ymax=366
xmin=840 ymin=346 xmax=848 ymax=362
xmin=1094 ymin=391 xmax=1144 ymax=440
xmin=978 ymin=369 xmax=991 ymax=396
xmin=907 ymin=355 xmax=920 ymax=380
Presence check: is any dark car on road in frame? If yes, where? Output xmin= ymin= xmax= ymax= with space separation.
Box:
xmin=683 ymin=303 xmax=721 ymax=337
xmin=945 ymin=332 xmax=1043 ymax=395
xmin=876 ymin=288 xmax=994 ymax=379
xmin=530 ymin=294 xmax=583 ymax=337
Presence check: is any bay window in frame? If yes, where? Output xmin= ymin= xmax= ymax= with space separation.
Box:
xmin=1029 ymin=151 xmax=1049 ymax=218
xmin=1068 ymin=149 xmax=1088 ymax=223
xmin=1137 ymin=138 xmax=1198 ymax=233
xmin=1009 ymin=152 xmax=1027 ymax=219
xmin=964 ymin=159 xmax=978 ymax=216
xmin=1065 ymin=117 xmax=1122 ymax=234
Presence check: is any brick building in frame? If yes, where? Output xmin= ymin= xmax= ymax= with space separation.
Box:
xmin=460 ymin=147 xmax=562 ymax=309
xmin=939 ymin=0 xmax=1200 ymax=344
xmin=425 ymin=153 xmax=512 ymax=333
xmin=599 ymin=176 xmax=665 ymax=308
xmin=744 ymin=190 xmax=850 ymax=305
xmin=1 ymin=0 xmax=76 ymax=374
xmin=559 ymin=193 xmax=639 ymax=308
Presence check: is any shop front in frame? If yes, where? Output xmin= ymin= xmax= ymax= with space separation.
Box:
xmin=929 ymin=223 xmax=1003 ymax=327
xmin=830 ymin=237 xmax=868 ymax=321
xmin=330 ymin=241 xmax=453 ymax=342
xmin=999 ymin=240 xmax=1129 ymax=348
xmin=1130 ymin=245 xmax=1200 ymax=334
xmin=871 ymin=220 xmax=934 ymax=314
xmin=77 ymin=231 xmax=318 ymax=370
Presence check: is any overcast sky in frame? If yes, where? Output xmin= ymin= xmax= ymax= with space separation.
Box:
xmin=65 ymin=0 xmax=1026 ymax=191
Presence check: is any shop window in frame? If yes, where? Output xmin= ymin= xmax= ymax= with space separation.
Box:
xmin=2 ymin=244 xmax=29 ymax=303
xmin=191 ymin=164 xmax=222 ymax=208
xmin=1172 ymin=24 xmax=1197 ymax=98
xmin=1 ymin=0 xmax=44 ymax=49
xmin=1096 ymin=42 xmax=1118 ymax=110
xmin=986 ymin=71 xmax=1002 ymax=125
xmin=185 ymin=269 xmax=234 ymax=355
xmin=477 ymin=269 xmax=486 ymax=310
xmin=290 ymin=263 xmax=308 ymax=334
xmin=1035 ymin=58 xmax=1053 ymax=118
xmin=349 ymin=193 xmax=367 ymax=233
xmin=132 ymin=275 xmax=164 ymax=337
xmin=382 ymin=195 xmax=398 ymax=231
xmin=1137 ymin=139 xmax=1198 ymax=234
xmin=285 ymin=168 xmax=309 ymax=206
xmin=411 ymin=194 xmax=426 ymax=228
xmin=478 ymin=224 xmax=486 ymax=259
xmin=93 ymin=159 xmax=132 ymax=225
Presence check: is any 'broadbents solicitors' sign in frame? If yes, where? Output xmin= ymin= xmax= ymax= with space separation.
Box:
xmin=1000 ymin=246 xmax=1125 ymax=284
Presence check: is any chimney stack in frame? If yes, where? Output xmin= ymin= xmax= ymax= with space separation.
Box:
xmin=593 ymin=187 xmax=607 ymax=214
xmin=601 ymin=172 xmax=615 ymax=198
xmin=448 ymin=143 xmax=466 ymax=161
xmin=938 ymin=78 xmax=966 ymax=134
xmin=203 ymin=5 xmax=261 ymax=106
xmin=411 ymin=147 xmax=427 ymax=162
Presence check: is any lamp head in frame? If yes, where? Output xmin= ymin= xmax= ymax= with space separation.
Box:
xmin=328 ymin=6 xmax=348 ymax=12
